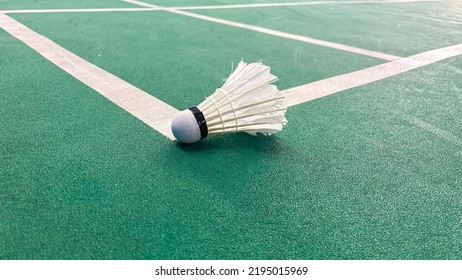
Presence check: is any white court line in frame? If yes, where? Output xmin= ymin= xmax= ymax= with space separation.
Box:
xmin=0 ymin=8 xmax=159 ymax=14
xmin=0 ymin=0 xmax=440 ymax=13
xmin=402 ymin=115 xmax=462 ymax=146
xmin=282 ymin=43 xmax=462 ymax=107
xmin=175 ymin=0 xmax=441 ymax=10
xmin=0 ymin=13 xmax=178 ymax=140
xmin=122 ymin=0 xmax=402 ymax=61
xmin=1 ymin=13 xmax=461 ymax=142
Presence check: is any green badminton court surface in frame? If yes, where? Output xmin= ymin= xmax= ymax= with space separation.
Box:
xmin=1 ymin=0 xmax=462 ymax=259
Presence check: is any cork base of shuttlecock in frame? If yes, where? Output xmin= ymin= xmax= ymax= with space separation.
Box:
xmin=171 ymin=109 xmax=202 ymax=144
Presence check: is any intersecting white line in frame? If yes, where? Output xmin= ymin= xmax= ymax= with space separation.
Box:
xmin=282 ymin=43 xmax=462 ymax=107
xmin=1 ymin=12 xmax=461 ymax=142
xmin=0 ymin=0 xmax=441 ymax=13
xmin=0 ymin=13 xmax=178 ymax=140
xmin=122 ymin=0 xmax=402 ymax=61
xmin=1 ymin=0 xmax=404 ymax=61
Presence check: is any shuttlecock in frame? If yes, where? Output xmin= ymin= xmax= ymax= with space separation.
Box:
xmin=171 ymin=61 xmax=288 ymax=144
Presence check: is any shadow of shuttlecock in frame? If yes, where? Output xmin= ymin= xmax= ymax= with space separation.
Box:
xmin=174 ymin=132 xmax=290 ymax=154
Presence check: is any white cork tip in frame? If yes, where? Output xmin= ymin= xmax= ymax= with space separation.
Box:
xmin=171 ymin=109 xmax=202 ymax=144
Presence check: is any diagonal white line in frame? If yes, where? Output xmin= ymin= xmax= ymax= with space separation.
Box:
xmin=402 ymin=114 xmax=462 ymax=146
xmin=2 ymin=11 xmax=461 ymax=142
xmin=175 ymin=0 xmax=441 ymax=10
xmin=0 ymin=8 xmax=159 ymax=14
xmin=0 ymin=13 xmax=178 ymax=140
xmin=282 ymin=43 xmax=462 ymax=107
xmin=122 ymin=0 xmax=402 ymax=61
xmin=0 ymin=0 xmax=441 ymax=14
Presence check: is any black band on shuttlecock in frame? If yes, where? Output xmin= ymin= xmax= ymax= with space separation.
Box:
xmin=189 ymin=107 xmax=208 ymax=139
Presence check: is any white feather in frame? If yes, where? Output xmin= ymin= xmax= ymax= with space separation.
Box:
xmin=198 ymin=61 xmax=287 ymax=136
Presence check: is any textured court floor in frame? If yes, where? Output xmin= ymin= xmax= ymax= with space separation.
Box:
xmin=1 ymin=0 xmax=462 ymax=259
